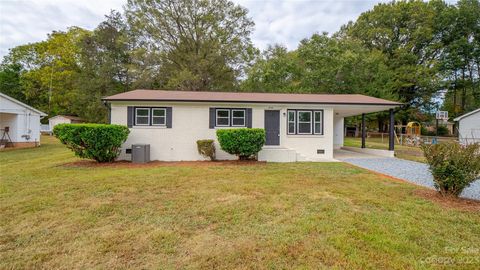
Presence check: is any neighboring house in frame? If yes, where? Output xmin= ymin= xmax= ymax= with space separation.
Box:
xmin=103 ymin=89 xmax=401 ymax=162
xmin=48 ymin=115 xmax=84 ymax=131
xmin=454 ymin=108 xmax=480 ymax=144
xmin=0 ymin=92 xmax=47 ymax=148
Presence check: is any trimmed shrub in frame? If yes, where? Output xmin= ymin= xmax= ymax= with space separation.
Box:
xmin=422 ymin=142 xmax=480 ymax=197
xmin=54 ymin=124 xmax=130 ymax=163
xmin=216 ymin=128 xmax=265 ymax=160
xmin=197 ymin=139 xmax=216 ymax=161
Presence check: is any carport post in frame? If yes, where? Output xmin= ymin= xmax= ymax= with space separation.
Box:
xmin=361 ymin=113 xmax=366 ymax=148
xmin=389 ymin=109 xmax=395 ymax=151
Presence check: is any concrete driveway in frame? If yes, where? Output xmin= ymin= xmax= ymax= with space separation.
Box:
xmin=334 ymin=149 xmax=480 ymax=201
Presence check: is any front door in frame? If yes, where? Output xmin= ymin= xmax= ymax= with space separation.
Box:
xmin=264 ymin=110 xmax=280 ymax=145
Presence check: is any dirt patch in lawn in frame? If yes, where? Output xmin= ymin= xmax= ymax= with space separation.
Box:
xmin=61 ymin=159 xmax=266 ymax=168
xmin=414 ymin=189 xmax=480 ymax=212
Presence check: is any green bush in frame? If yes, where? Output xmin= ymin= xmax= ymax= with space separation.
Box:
xmin=54 ymin=124 xmax=130 ymax=163
xmin=197 ymin=139 xmax=215 ymax=161
xmin=216 ymin=128 xmax=265 ymax=160
xmin=436 ymin=125 xmax=449 ymax=136
xmin=422 ymin=142 xmax=480 ymax=197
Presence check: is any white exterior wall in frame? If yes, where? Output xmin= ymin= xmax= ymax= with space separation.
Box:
xmin=457 ymin=111 xmax=480 ymax=144
xmin=49 ymin=116 xmax=72 ymax=130
xmin=0 ymin=95 xmax=43 ymax=143
xmin=333 ymin=115 xmax=344 ymax=149
xmin=111 ymin=102 xmax=335 ymax=161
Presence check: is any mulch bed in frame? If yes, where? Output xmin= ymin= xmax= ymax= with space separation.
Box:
xmin=61 ymin=159 xmax=266 ymax=168
xmin=413 ymin=189 xmax=480 ymax=212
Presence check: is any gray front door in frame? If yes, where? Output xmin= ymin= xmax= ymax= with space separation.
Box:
xmin=264 ymin=110 xmax=280 ymax=145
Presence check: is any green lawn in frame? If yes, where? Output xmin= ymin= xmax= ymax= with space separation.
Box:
xmin=1 ymin=136 xmax=479 ymax=269
xmin=344 ymin=137 xmax=426 ymax=162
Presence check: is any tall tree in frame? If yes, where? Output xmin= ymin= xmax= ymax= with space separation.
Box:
xmin=1 ymin=27 xmax=88 ymax=116
xmin=125 ymin=0 xmax=257 ymax=91
xmin=241 ymin=45 xmax=303 ymax=92
xmin=440 ymin=0 xmax=480 ymax=117
xmin=343 ymin=0 xmax=450 ymax=121
xmin=75 ymin=11 xmax=133 ymax=122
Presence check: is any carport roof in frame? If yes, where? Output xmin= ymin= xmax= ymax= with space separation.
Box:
xmin=104 ymin=89 xmax=402 ymax=106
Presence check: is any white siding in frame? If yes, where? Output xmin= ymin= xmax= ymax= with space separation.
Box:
xmin=49 ymin=116 xmax=72 ymax=130
xmin=111 ymin=102 xmax=336 ymax=161
xmin=457 ymin=110 xmax=480 ymax=144
xmin=0 ymin=95 xmax=43 ymax=143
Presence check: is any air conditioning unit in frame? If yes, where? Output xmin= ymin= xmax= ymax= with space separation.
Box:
xmin=132 ymin=144 xmax=150 ymax=163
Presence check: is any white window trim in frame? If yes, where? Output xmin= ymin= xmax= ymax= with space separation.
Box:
xmin=216 ymin=109 xmax=230 ymax=127
xmin=151 ymin=108 xmax=167 ymax=126
xmin=231 ymin=109 xmax=246 ymax=127
xmin=135 ymin=108 xmax=150 ymax=126
xmin=287 ymin=110 xmax=296 ymax=134
xmin=314 ymin=111 xmax=322 ymax=134
xmin=297 ymin=111 xmax=312 ymax=135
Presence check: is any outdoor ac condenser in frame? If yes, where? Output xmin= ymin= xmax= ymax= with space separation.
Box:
xmin=132 ymin=144 xmax=150 ymax=163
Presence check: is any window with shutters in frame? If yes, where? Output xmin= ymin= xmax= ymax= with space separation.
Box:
xmin=215 ymin=108 xmax=246 ymax=127
xmin=134 ymin=107 xmax=170 ymax=127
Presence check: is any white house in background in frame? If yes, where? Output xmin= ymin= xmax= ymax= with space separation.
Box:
xmin=0 ymin=92 xmax=47 ymax=148
xmin=454 ymin=108 xmax=480 ymax=144
xmin=103 ymin=89 xmax=401 ymax=162
xmin=48 ymin=115 xmax=84 ymax=131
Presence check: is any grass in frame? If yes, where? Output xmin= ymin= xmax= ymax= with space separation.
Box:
xmin=1 ymin=136 xmax=479 ymax=269
xmin=344 ymin=137 xmax=426 ymax=162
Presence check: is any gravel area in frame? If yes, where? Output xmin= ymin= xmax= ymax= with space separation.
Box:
xmin=336 ymin=152 xmax=479 ymax=201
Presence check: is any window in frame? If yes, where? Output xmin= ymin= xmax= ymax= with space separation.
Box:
xmin=152 ymin=108 xmax=166 ymax=126
xmin=232 ymin=110 xmax=245 ymax=126
xmin=287 ymin=109 xmax=323 ymax=135
xmin=215 ymin=108 xmax=247 ymax=127
xmin=133 ymin=107 xmax=170 ymax=127
xmin=288 ymin=111 xmax=296 ymax=134
xmin=216 ymin=109 xmax=230 ymax=126
xmin=135 ymin=108 xmax=150 ymax=125
xmin=297 ymin=111 xmax=312 ymax=134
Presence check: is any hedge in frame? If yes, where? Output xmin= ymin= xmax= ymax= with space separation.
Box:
xmin=216 ymin=128 xmax=265 ymax=160
xmin=54 ymin=124 xmax=130 ymax=163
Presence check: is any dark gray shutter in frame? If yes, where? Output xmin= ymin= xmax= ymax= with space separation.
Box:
xmin=246 ymin=108 xmax=252 ymax=128
xmin=108 ymin=104 xmax=112 ymax=124
xmin=127 ymin=106 xmax=134 ymax=128
xmin=166 ymin=107 xmax=172 ymax=128
xmin=209 ymin=108 xmax=215 ymax=129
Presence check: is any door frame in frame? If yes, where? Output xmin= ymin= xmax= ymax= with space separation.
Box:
xmin=264 ymin=110 xmax=280 ymax=146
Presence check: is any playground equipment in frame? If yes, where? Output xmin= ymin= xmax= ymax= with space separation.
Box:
xmin=406 ymin=122 xmax=421 ymax=136
xmin=394 ymin=122 xmax=422 ymax=146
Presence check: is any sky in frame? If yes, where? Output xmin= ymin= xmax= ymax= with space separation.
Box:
xmin=0 ymin=0 xmax=443 ymax=59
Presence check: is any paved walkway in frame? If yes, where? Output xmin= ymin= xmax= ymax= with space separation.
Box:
xmin=334 ymin=149 xmax=480 ymax=200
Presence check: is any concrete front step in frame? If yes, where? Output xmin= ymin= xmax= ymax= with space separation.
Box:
xmin=258 ymin=147 xmax=297 ymax=162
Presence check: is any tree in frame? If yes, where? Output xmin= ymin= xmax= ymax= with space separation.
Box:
xmin=343 ymin=0 xmax=450 ymax=118
xmin=241 ymin=45 xmax=303 ymax=92
xmin=440 ymin=0 xmax=480 ymax=118
xmin=1 ymin=27 xmax=88 ymax=116
xmin=0 ymin=63 xmax=25 ymax=102
xmin=75 ymin=11 xmax=133 ymax=122
xmin=125 ymin=0 xmax=257 ymax=91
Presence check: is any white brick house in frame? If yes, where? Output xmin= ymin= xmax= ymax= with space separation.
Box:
xmin=104 ymin=90 xmax=400 ymax=162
